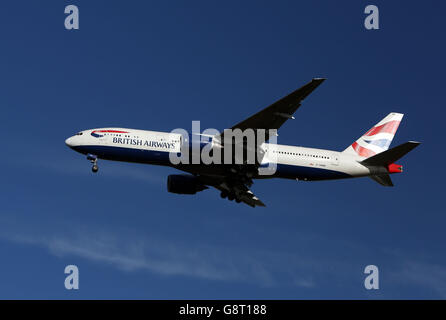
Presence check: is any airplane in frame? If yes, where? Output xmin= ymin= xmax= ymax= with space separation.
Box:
xmin=65 ymin=78 xmax=420 ymax=207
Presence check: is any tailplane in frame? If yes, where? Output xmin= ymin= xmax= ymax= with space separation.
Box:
xmin=343 ymin=113 xmax=404 ymax=158
xmin=361 ymin=141 xmax=421 ymax=187
xmin=370 ymin=174 xmax=394 ymax=187
xmin=361 ymin=141 xmax=420 ymax=166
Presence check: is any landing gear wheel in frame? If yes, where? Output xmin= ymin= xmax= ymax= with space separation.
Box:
xmin=88 ymin=154 xmax=99 ymax=173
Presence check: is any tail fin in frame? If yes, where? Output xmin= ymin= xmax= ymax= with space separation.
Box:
xmin=342 ymin=112 xmax=404 ymax=158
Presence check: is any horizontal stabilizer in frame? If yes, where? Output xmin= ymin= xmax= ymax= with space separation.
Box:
xmin=362 ymin=141 xmax=420 ymax=166
xmin=370 ymin=174 xmax=394 ymax=187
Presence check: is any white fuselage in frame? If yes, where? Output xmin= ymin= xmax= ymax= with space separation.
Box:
xmin=65 ymin=127 xmax=372 ymax=181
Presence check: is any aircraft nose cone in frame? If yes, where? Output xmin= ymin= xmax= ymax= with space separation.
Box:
xmin=65 ymin=136 xmax=74 ymax=147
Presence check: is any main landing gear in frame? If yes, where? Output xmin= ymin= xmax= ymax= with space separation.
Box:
xmin=87 ymin=154 xmax=99 ymax=173
xmin=220 ymin=191 xmax=242 ymax=203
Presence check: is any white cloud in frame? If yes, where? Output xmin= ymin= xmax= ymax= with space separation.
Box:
xmin=3 ymin=221 xmax=446 ymax=297
xmin=391 ymin=260 xmax=446 ymax=298
xmin=2 ymin=229 xmax=316 ymax=287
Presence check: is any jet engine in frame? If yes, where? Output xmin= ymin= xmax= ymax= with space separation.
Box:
xmin=167 ymin=174 xmax=208 ymax=195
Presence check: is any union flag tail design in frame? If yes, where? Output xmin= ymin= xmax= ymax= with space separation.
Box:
xmin=342 ymin=112 xmax=403 ymax=158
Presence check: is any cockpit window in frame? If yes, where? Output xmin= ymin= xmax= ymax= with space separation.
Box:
xmin=76 ymin=132 xmax=83 ymax=136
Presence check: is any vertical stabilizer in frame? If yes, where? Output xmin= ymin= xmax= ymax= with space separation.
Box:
xmin=342 ymin=112 xmax=403 ymax=158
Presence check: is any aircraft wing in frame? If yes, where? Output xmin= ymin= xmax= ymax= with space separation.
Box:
xmin=220 ymin=78 xmax=326 ymax=142
xmin=192 ymin=79 xmax=326 ymax=207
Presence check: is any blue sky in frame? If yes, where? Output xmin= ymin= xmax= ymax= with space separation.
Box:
xmin=0 ymin=0 xmax=445 ymax=299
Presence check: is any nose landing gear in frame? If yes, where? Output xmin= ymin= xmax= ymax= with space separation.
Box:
xmin=87 ymin=154 xmax=99 ymax=173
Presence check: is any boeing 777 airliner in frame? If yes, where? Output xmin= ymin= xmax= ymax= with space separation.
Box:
xmin=65 ymin=79 xmax=420 ymax=207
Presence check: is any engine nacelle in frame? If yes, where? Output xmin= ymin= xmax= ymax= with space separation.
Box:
xmin=167 ymin=174 xmax=208 ymax=195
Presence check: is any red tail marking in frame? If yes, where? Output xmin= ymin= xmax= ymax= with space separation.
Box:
xmin=364 ymin=120 xmax=401 ymax=137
